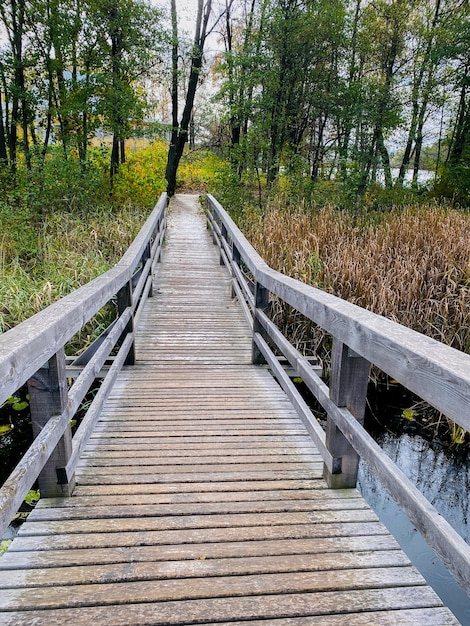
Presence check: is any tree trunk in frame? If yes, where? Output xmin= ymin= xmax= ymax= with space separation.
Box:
xmin=378 ymin=133 xmax=392 ymax=187
xmin=165 ymin=0 xmax=179 ymax=184
xmin=399 ymin=0 xmax=441 ymax=186
xmin=447 ymin=64 xmax=469 ymax=166
xmin=0 ymin=87 xmax=8 ymax=163
xmin=165 ymin=0 xmax=213 ymax=197
xmin=111 ymin=135 xmax=119 ymax=183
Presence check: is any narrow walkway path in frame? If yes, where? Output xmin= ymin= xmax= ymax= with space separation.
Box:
xmin=0 ymin=195 xmax=458 ymax=624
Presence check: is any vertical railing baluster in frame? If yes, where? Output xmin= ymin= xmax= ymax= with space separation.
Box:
xmin=323 ymin=339 xmax=370 ymax=488
xmin=28 ymin=348 xmax=75 ymax=497
xmin=252 ymin=282 xmax=270 ymax=364
xmin=232 ymin=244 xmax=241 ymax=298
xmin=142 ymin=240 xmax=153 ymax=298
xmin=220 ymin=224 xmax=228 ymax=265
xmin=117 ymin=280 xmax=135 ymax=365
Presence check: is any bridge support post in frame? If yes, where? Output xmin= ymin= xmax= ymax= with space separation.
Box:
xmin=323 ymin=339 xmax=370 ymax=489
xmin=232 ymin=245 xmax=241 ymax=298
xmin=220 ymin=224 xmax=228 ymax=265
xmin=252 ymin=283 xmax=269 ymax=364
xmin=117 ymin=280 xmax=136 ymax=365
xmin=143 ymin=241 xmax=153 ymax=298
xmin=28 ymin=348 xmax=75 ymax=497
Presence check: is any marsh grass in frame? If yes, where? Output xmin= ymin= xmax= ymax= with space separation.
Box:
xmin=242 ymin=202 xmax=470 ymax=352
xmin=0 ymin=190 xmax=147 ymax=339
xmin=241 ymin=201 xmax=470 ymax=447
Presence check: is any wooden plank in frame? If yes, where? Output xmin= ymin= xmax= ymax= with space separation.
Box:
xmin=17 ymin=509 xmax=380 ymax=536
xmin=195 ymin=610 xmax=460 ymax=626
xmin=0 ymin=551 xmax=413 ymax=588
xmin=71 ymin=479 xmax=328 ymax=496
xmin=0 ymin=567 xmax=427 ymax=609
xmin=0 ymin=535 xmax=400 ymax=568
xmin=27 ymin=498 xmax=369 ymax=522
xmin=76 ymin=461 xmax=322 ymax=473
xmin=0 ymin=593 xmax=455 ymax=626
xmin=35 ymin=487 xmax=359 ymax=508
xmin=74 ymin=471 xmax=323 ymax=484
xmin=7 ymin=521 xmax=391 ymax=551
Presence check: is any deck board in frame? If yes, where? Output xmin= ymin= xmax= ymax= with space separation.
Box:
xmin=0 ymin=194 xmax=459 ymax=625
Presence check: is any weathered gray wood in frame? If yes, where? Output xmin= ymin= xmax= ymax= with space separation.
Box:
xmin=66 ymin=309 xmax=132 ymax=416
xmin=253 ymin=329 xmax=330 ymax=465
xmin=0 ymin=411 xmax=72 ymax=537
xmin=207 ymin=193 xmax=470 ymax=598
xmin=64 ymin=334 xmax=135 ymax=479
xmin=0 ymin=551 xmax=412 ymax=588
xmin=116 ymin=281 xmax=135 ymax=365
xmin=27 ymin=349 xmax=74 ymax=497
xmin=324 ymin=339 xmax=371 ymax=488
xmin=0 ymin=588 xmax=453 ymax=626
xmin=0 ymin=194 xmax=167 ymax=406
xmin=0 ymin=535 xmax=400 ymax=569
xmin=4 ymin=520 xmax=393 ymax=552
xmin=0 ymin=194 xmax=458 ymax=624
xmin=0 ymin=194 xmax=167 ymax=536
xmin=26 ymin=498 xmax=368 ymax=522
xmin=0 ymin=567 xmax=427 ymax=609
xmin=206 ymin=194 xmax=470 ymax=432
xmin=34 ymin=488 xmax=360 ymax=508
xmin=252 ymin=283 xmax=270 ymax=364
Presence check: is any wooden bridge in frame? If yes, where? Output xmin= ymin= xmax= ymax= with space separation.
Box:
xmin=0 ymin=193 xmax=469 ymax=624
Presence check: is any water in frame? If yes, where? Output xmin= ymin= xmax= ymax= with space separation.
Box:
xmin=357 ymin=432 xmax=470 ymax=624
xmin=376 ymin=168 xmax=435 ymax=186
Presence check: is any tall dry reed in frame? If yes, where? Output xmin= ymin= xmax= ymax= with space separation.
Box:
xmin=242 ymin=204 xmax=470 ymax=354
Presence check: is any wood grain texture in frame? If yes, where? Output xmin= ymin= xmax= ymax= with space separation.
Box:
xmin=0 ymin=194 xmax=458 ymax=624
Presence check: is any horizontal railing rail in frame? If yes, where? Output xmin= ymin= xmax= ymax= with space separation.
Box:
xmin=0 ymin=193 xmax=167 ymax=536
xmin=206 ymin=193 xmax=470 ymax=597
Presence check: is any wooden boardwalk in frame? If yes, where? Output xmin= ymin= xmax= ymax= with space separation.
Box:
xmin=0 ymin=195 xmax=459 ymax=624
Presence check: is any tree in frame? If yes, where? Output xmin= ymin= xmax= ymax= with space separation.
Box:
xmin=92 ymin=0 xmax=165 ymax=185
xmin=0 ymin=0 xmax=33 ymax=175
xmin=0 ymin=0 xmax=165 ymax=187
xmin=439 ymin=5 xmax=470 ymax=202
xmin=165 ymin=0 xmax=214 ymax=197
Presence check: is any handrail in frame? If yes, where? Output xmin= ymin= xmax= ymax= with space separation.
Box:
xmin=0 ymin=193 xmax=167 ymax=536
xmin=206 ymin=193 xmax=470 ymax=597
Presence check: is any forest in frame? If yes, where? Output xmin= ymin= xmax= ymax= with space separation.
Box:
xmin=0 ymin=0 xmax=468 ymax=203
xmin=0 ymin=0 xmax=469 ymax=338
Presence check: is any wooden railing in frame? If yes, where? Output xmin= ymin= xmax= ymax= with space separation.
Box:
xmin=0 ymin=193 xmax=167 ymax=536
xmin=206 ymin=193 xmax=470 ymax=597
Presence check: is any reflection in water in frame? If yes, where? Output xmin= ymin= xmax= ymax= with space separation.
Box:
xmin=357 ymin=433 xmax=470 ymax=624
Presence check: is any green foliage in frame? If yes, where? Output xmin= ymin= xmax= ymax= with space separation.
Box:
xmin=210 ymin=165 xmax=248 ymax=220
xmin=0 ymin=148 xmax=151 ymax=334
xmin=0 ymin=396 xmax=29 ymax=413
xmin=434 ymin=164 xmax=470 ymax=207
xmin=113 ymin=141 xmax=167 ymax=207
xmin=178 ymin=151 xmax=229 ymax=193
xmin=24 ymin=490 xmax=40 ymax=506
xmin=32 ymin=148 xmax=111 ymax=212
xmin=362 ymin=183 xmax=424 ymax=212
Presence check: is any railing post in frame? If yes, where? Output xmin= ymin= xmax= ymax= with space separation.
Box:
xmin=232 ymin=244 xmax=241 ymax=298
xmin=206 ymin=198 xmax=211 ymax=230
xmin=252 ymin=282 xmax=269 ymax=364
xmin=143 ymin=240 xmax=153 ymax=297
xmin=28 ymin=348 xmax=75 ymax=497
xmin=117 ymin=280 xmax=135 ymax=365
xmin=220 ymin=224 xmax=228 ymax=265
xmin=323 ymin=339 xmax=370 ymax=489
xmin=207 ymin=201 xmax=217 ymax=244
